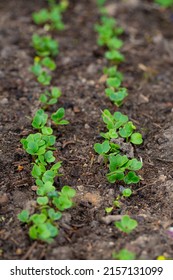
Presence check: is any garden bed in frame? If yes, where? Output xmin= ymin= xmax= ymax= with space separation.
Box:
xmin=0 ymin=0 xmax=173 ymax=259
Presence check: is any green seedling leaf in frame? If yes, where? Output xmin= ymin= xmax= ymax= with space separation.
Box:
xmin=39 ymin=94 xmax=48 ymax=104
xmin=48 ymin=208 xmax=62 ymax=221
xmin=115 ymin=215 xmax=138 ymax=234
xmin=102 ymin=109 xmax=115 ymax=129
xmin=31 ymin=163 xmax=46 ymax=179
xmin=94 ymin=140 xmax=110 ymax=155
xmin=18 ymin=210 xmax=29 ymax=223
xmin=104 ymin=66 xmax=123 ymax=81
xmin=37 ymin=224 xmax=51 ymax=240
xmin=105 ymin=50 xmax=125 ymax=62
xmin=27 ymin=142 xmax=39 ymax=154
xmin=109 ymin=154 xmax=129 ymax=171
xmin=105 ymin=207 xmax=113 ymax=213
xmin=105 ymin=87 xmax=128 ymax=107
xmin=30 ymin=62 xmax=42 ymax=76
xmin=41 ymin=126 xmax=53 ymax=135
xmin=51 ymin=87 xmax=61 ymax=98
xmin=109 ymin=143 xmax=120 ymax=154
xmin=37 ymin=196 xmax=49 ymax=205
xmin=100 ymin=129 xmax=118 ymax=140
xmin=53 ymin=195 xmax=73 ymax=211
xmin=37 ymin=181 xmax=55 ymax=196
xmin=130 ymin=132 xmax=143 ymax=145
xmin=41 ymin=57 xmax=56 ymax=71
xmin=30 ymin=213 xmax=47 ymax=225
xmin=32 ymin=9 xmax=50 ymax=24
xmin=51 ymin=108 xmax=69 ymax=125
xmin=119 ymin=121 xmax=136 ymax=139
xmin=155 ymin=0 xmax=173 ymax=7
xmin=45 ymin=222 xmax=58 ymax=238
xmin=61 ymin=186 xmax=76 ymax=198
xmin=124 ymin=171 xmax=140 ymax=184
xmin=38 ymin=71 xmax=52 ymax=86
xmin=126 ymin=158 xmax=143 ymax=171
xmin=106 ymin=77 xmax=121 ymax=88
xmin=97 ymin=0 xmax=106 ymax=6
xmin=42 ymin=135 xmax=56 ymax=147
xmin=32 ymin=34 xmax=59 ymax=57
xmin=122 ymin=188 xmax=132 ymax=197
xmin=42 ymin=170 xmax=56 ymax=183
xmin=107 ymin=37 xmax=123 ymax=49
xmin=50 ymin=161 xmax=62 ymax=172
xmin=32 ymin=109 xmax=48 ymax=129
xmin=29 ymin=225 xmax=38 ymax=240
xmin=21 ymin=133 xmax=47 ymax=155
xmin=112 ymin=249 xmax=136 ymax=260
xmin=113 ymin=111 xmax=128 ymax=129
xmin=44 ymin=151 xmax=55 ymax=163
xmin=107 ymin=170 xmax=124 ymax=183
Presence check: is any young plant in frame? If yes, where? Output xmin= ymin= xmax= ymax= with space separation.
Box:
xmin=107 ymin=154 xmax=142 ymax=184
xmin=32 ymin=0 xmax=68 ymax=30
xmin=101 ymin=109 xmax=143 ymax=144
xmin=30 ymin=57 xmax=56 ymax=86
xmin=105 ymin=50 xmax=125 ymax=63
xmin=103 ymin=66 xmax=124 ymax=82
xmin=115 ymin=215 xmax=138 ymax=234
xmin=51 ymin=108 xmax=69 ymax=125
xmin=112 ymin=249 xmax=136 ymax=260
xmin=21 ymin=133 xmax=56 ymax=156
xmin=39 ymin=87 xmax=62 ymax=106
xmin=105 ymin=87 xmax=128 ymax=107
xmin=32 ymin=34 xmax=59 ymax=57
xmin=154 ymin=0 xmax=173 ymax=7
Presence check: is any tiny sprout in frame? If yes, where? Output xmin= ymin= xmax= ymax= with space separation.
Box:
xmin=112 ymin=249 xmax=136 ymax=260
xmin=115 ymin=215 xmax=138 ymax=234
xmin=122 ymin=188 xmax=132 ymax=197
xmin=105 ymin=207 xmax=113 ymax=214
xmin=51 ymin=108 xmax=69 ymax=125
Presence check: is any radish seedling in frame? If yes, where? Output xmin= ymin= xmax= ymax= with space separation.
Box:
xmin=105 ymin=87 xmax=128 ymax=107
xmin=107 ymin=154 xmax=142 ymax=184
xmin=112 ymin=249 xmax=136 ymax=260
xmin=103 ymin=66 xmax=124 ymax=81
xmin=101 ymin=109 xmax=143 ymax=144
xmin=155 ymin=0 xmax=173 ymax=7
xmin=115 ymin=215 xmax=138 ymax=234
xmin=39 ymin=87 xmax=62 ymax=106
xmin=105 ymin=50 xmax=125 ymax=63
xmin=32 ymin=109 xmax=48 ymax=129
xmin=32 ymin=34 xmax=59 ymax=57
xmin=51 ymin=108 xmax=69 ymax=125
xmin=33 ymin=0 xmax=68 ymax=31
xmin=31 ymin=57 xmax=56 ymax=86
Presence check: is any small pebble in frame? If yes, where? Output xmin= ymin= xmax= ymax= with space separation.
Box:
xmin=0 ymin=98 xmax=8 ymax=105
xmin=0 ymin=194 xmax=9 ymax=205
xmin=84 ymin=124 xmax=90 ymax=129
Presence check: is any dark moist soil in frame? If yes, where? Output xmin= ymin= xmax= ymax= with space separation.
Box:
xmin=1 ymin=0 xmax=173 ymax=260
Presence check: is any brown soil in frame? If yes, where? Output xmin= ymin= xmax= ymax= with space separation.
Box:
xmin=1 ymin=0 xmax=173 ymax=260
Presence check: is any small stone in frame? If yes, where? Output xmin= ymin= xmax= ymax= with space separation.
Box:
xmin=87 ymin=64 xmax=97 ymax=74
xmin=84 ymin=124 xmax=90 ymax=129
xmin=73 ymin=106 xmax=80 ymax=113
xmin=88 ymin=80 xmax=95 ymax=86
xmin=31 ymin=185 xmax=37 ymax=191
xmin=0 ymin=97 xmax=8 ymax=105
xmin=77 ymin=185 xmax=84 ymax=191
xmin=16 ymin=248 xmax=23 ymax=255
xmin=0 ymin=194 xmax=9 ymax=205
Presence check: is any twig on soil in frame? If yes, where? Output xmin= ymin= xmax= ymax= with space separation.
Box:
xmin=21 ymin=241 xmax=37 ymax=260
xmin=101 ymin=215 xmax=123 ymax=224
